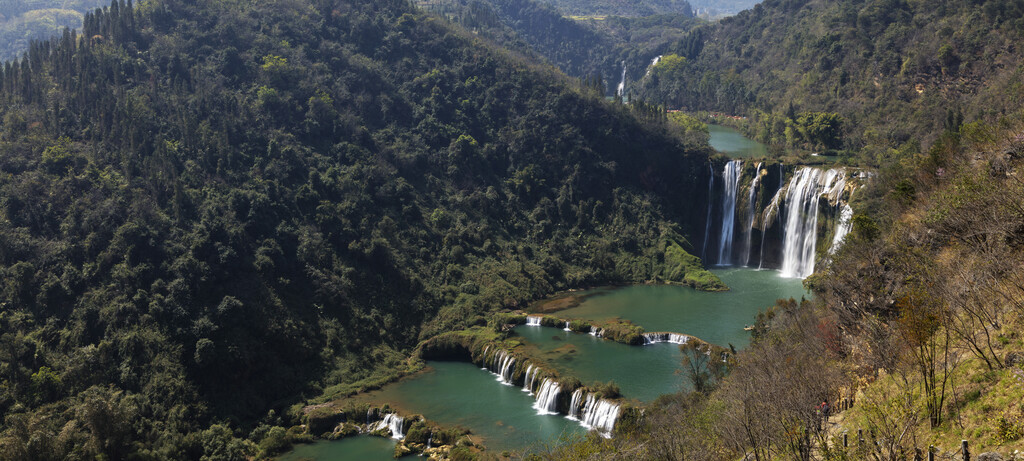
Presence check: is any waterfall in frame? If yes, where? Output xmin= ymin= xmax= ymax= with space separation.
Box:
xmin=579 ymin=394 xmax=620 ymax=437
xmin=373 ymin=414 xmax=405 ymax=440
xmin=563 ymin=321 xmax=572 ymax=332
xmin=523 ymin=364 xmax=538 ymax=394
xmin=480 ymin=345 xmax=490 ymax=370
xmin=533 ymin=379 xmax=561 ymax=415
xmin=616 ymin=61 xmax=627 ymax=97
xmin=644 ymin=55 xmax=662 ymax=77
xmin=779 ymin=168 xmax=846 ymax=278
xmin=525 ymin=316 xmax=542 ymax=326
xmin=494 ymin=351 xmax=515 ymax=385
xmin=568 ymin=389 xmax=585 ymax=420
xmin=744 ymin=163 xmax=763 ymax=266
xmin=589 ymin=326 xmax=604 ymax=338
xmin=702 ymin=164 xmax=715 ymax=260
xmin=642 ymin=332 xmax=689 ymax=345
xmin=717 ymin=160 xmax=742 ymax=265
xmin=830 ymin=204 xmax=854 ymax=253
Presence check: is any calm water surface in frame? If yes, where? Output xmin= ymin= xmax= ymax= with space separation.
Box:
xmin=280 ymin=268 xmax=805 ymax=458
xmin=708 ymin=124 xmax=769 ymax=158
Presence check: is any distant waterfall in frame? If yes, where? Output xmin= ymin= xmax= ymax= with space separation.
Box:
xmin=486 ymin=349 xmax=516 ymax=385
xmin=526 ymin=316 xmax=542 ymax=326
xmin=717 ymin=160 xmax=742 ymax=265
xmin=589 ymin=326 xmax=604 ymax=338
xmin=563 ymin=321 xmax=572 ymax=332
xmin=373 ymin=414 xmax=405 ymax=440
xmin=779 ymin=168 xmax=847 ymax=278
xmin=533 ymin=379 xmax=561 ymax=415
xmin=616 ymin=62 xmax=627 ymax=97
xmin=642 ymin=332 xmax=689 ymax=345
xmin=830 ymin=204 xmax=854 ymax=253
xmin=702 ymin=164 xmax=715 ymax=260
xmin=644 ymin=55 xmax=662 ymax=77
xmin=744 ymin=163 xmax=763 ymax=266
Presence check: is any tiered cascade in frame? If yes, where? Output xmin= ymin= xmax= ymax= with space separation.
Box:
xmin=703 ymin=164 xmax=862 ymax=277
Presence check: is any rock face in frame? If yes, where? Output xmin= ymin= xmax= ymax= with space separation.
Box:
xmin=978 ymin=452 xmax=1004 ymax=461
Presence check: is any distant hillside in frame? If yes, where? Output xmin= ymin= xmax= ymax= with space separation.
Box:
xmin=0 ymin=0 xmax=108 ymax=60
xmin=419 ymin=0 xmax=701 ymax=94
xmin=636 ymin=0 xmax=1024 ymax=160
xmin=533 ymin=0 xmax=695 ymax=17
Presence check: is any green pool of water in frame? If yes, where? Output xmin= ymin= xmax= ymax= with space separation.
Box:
xmin=514 ymin=326 xmax=688 ymax=402
xmin=275 ymin=436 xmax=397 ymax=461
xmin=553 ymin=268 xmax=807 ymax=349
xmin=516 ymin=268 xmax=807 ymax=402
xmin=352 ymin=361 xmax=584 ymax=453
xmin=708 ymin=124 xmax=768 ymax=158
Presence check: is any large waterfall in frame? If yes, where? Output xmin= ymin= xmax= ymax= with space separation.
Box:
xmin=533 ymin=379 xmax=561 ymax=415
xmin=717 ymin=160 xmax=742 ymax=265
xmin=525 ymin=315 xmax=542 ymax=326
xmin=779 ymin=168 xmax=847 ymax=278
xmin=705 ymin=164 xmax=859 ymax=278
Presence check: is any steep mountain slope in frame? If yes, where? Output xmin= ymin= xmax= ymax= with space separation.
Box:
xmin=637 ymin=0 xmax=1024 ymax=157
xmin=0 ymin=0 xmax=717 ymax=457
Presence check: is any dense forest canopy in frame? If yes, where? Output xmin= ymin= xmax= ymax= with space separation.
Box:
xmin=0 ymin=0 xmax=720 ymax=458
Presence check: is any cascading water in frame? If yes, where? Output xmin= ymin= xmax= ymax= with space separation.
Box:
xmin=563 ymin=321 xmax=572 ymax=332
xmin=523 ymin=364 xmax=538 ymax=394
xmin=579 ymin=394 xmax=620 ymax=437
xmin=758 ymin=177 xmax=785 ymax=270
xmin=642 ymin=332 xmax=689 ymax=345
xmin=744 ymin=163 xmax=763 ymax=266
xmin=525 ymin=316 xmax=542 ymax=326
xmin=588 ymin=326 xmax=604 ymax=338
xmin=533 ymin=379 xmax=561 ymax=415
xmin=567 ymin=389 xmax=585 ymax=420
xmin=702 ymin=164 xmax=715 ymax=260
xmin=779 ymin=168 xmax=846 ymax=278
xmin=373 ymin=413 xmax=405 ymax=440
xmin=829 ymin=204 xmax=854 ymax=253
xmin=644 ymin=55 xmax=662 ymax=77
xmin=717 ymin=160 xmax=742 ymax=265
xmin=480 ymin=345 xmax=490 ymax=370
xmin=616 ymin=61 xmax=627 ymax=97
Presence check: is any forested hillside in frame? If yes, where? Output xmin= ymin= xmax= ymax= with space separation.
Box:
xmin=420 ymin=0 xmax=701 ymax=95
xmin=0 ymin=0 xmax=719 ymax=458
xmin=0 ymin=0 xmax=108 ymax=60
xmin=637 ymin=0 xmax=1024 ymax=160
